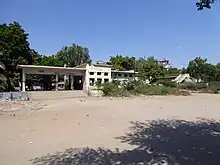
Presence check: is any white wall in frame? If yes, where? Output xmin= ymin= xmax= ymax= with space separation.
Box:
xmin=86 ymin=65 xmax=112 ymax=85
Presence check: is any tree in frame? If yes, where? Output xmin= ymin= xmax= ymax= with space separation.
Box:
xmin=0 ymin=21 xmax=32 ymax=91
xmin=215 ymin=63 xmax=220 ymax=81
xmin=56 ymin=44 xmax=91 ymax=67
xmin=165 ymin=67 xmax=181 ymax=75
xmin=196 ymin=0 xmax=217 ymax=10
xmin=109 ymin=55 xmax=135 ymax=71
xmin=137 ymin=56 xmax=165 ymax=82
xmin=186 ymin=57 xmax=216 ymax=82
xmin=39 ymin=55 xmax=64 ymax=66
xmin=202 ymin=63 xmax=217 ymax=82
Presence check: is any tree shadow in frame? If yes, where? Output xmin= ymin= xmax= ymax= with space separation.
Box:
xmin=31 ymin=118 xmax=220 ymax=165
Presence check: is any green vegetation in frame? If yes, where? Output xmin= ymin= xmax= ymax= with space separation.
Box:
xmin=196 ymin=0 xmax=217 ymax=10
xmin=100 ymin=81 xmax=189 ymax=97
xmin=99 ymin=79 xmax=220 ymax=97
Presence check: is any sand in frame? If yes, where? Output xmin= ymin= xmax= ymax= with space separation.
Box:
xmin=0 ymin=94 xmax=220 ymax=165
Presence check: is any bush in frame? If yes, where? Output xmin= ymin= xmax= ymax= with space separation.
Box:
xmin=101 ymin=83 xmax=119 ymax=96
xmin=99 ymin=81 xmax=193 ymax=97
xmin=179 ymin=82 xmax=207 ymax=91
xmin=156 ymin=80 xmax=177 ymax=88
xmin=209 ymin=81 xmax=220 ymax=93
xmin=173 ymin=90 xmax=191 ymax=96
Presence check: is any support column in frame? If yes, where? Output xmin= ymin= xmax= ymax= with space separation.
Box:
xmin=70 ymin=74 xmax=74 ymax=90
xmin=83 ymin=70 xmax=90 ymax=91
xmin=55 ymin=73 xmax=58 ymax=91
xmin=21 ymin=68 xmax=26 ymax=92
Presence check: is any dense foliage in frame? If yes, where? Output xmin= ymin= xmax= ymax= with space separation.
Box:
xmin=56 ymin=44 xmax=92 ymax=67
xmin=0 ymin=22 xmax=32 ymax=91
xmin=196 ymin=0 xmax=217 ymax=10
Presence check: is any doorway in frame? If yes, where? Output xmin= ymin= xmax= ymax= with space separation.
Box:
xmin=73 ymin=76 xmax=83 ymax=90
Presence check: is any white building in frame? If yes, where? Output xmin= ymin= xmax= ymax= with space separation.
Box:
xmin=17 ymin=63 xmax=136 ymax=92
xmin=157 ymin=58 xmax=173 ymax=69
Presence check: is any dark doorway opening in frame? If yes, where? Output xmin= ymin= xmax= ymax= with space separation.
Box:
xmin=73 ymin=76 xmax=83 ymax=90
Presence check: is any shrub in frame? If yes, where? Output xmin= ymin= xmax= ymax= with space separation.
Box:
xmin=99 ymin=82 xmax=192 ymax=97
xmin=174 ymin=90 xmax=191 ymax=96
xmin=179 ymin=82 xmax=207 ymax=91
xmin=156 ymin=80 xmax=177 ymax=88
xmin=209 ymin=81 xmax=220 ymax=93
xmin=101 ymin=83 xmax=119 ymax=96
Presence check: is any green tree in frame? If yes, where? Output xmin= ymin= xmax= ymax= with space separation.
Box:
xmin=137 ymin=56 xmax=165 ymax=82
xmin=187 ymin=57 xmax=216 ymax=82
xmin=165 ymin=67 xmax=181 ymax=75
xmin=40 ymin=55 xmax=64 ymax=66
xmin=0 ymin=21 xmax=32 ymax=91
xmin=109 ymin=55 xmax=135 ymax=71
xmin=187 ymin=57 xmax=207 ymax=81
xmin=215 ymin=63 xmax=220 ymax=81
xmin=202 ymin=63 xmax=217 ymax=82
xmin=196 ymin=0 xmax=217 ymax=10
xmin=56 ymin=44 xmax=91 ymax=67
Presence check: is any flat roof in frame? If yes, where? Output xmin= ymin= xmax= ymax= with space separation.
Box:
xmin=111 ymin=70 xmax=137 ymax=73
xmin=17 ymin=65 xmax=86 ymax=71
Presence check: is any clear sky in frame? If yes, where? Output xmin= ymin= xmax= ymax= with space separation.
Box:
xmin=1 ymin=0 xmax=220 ymax=67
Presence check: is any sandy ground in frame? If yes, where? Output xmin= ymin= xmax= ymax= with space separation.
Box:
xmin=0 ymin=94 xmax=220 ymax=165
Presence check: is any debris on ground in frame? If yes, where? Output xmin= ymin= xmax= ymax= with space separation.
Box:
xmin=0 ymin=101 xmax=47 ymax=112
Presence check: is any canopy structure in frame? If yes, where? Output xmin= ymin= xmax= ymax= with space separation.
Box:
xmin=17 ymin=65 xmax=87 ymax=91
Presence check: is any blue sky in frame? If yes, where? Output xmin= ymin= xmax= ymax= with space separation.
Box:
xmin=1 ymin=0 xmax=220 ymax=67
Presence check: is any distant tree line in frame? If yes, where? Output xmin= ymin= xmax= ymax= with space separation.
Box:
xmin=109 ymin=55 xmax=220 ymax=83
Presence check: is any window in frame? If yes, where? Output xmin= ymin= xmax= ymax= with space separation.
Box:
xmin=89 ymin=78 xmax=95 ymax=85
xmin=129 ymin=74 xmax=133 ymax=77
xmin=124 ymin=74 xmax=128 ymax=77
xmin=104 ymin=72 xmax=108 ymax=76
xmin=97 ymin=72 xmax=101 ymax=75
xmin=118 ymin=73 xmax=121 ymax=77
xmin=104 ymin=79 xmax=109 ymax=83
xmin=97 ymin=78 xmax=102 ymax=84
xmin=90 ymin=72 xmax=94 ymax=75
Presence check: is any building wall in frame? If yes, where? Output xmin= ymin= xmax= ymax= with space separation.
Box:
xmin=86 ymin=64 xmax=112 ymax=86
xmin=111 ymin=71 xmax=135 ymax=82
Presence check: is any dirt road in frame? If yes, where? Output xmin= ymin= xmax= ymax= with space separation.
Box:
xmin=0 ymin=94 xmax=220 ymax=165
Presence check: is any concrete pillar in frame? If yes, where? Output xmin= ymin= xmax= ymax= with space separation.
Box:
xmin=70 ymin=74 xmax=74 ymax=90
xmin=83 ymin=70 xmax=90 ymax=91
xmin=21 ymin=68 xmax=26 ymax=92
xmin=55 ymin=73 xmax=58 ymax=91
xmin=64 ymin=64 xmax=67 ymax=84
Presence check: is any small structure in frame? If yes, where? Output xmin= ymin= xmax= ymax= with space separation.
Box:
xmin=157 ymin=58 xmax=173 ymax=69
xmin=17 ymin=65 xmax=87 ymax=92
xmin=172 ymin=74 xmax=196 ymax=83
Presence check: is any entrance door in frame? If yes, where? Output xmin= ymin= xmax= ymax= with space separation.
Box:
xmin=73 ymin=76 xmax=83 ymax=90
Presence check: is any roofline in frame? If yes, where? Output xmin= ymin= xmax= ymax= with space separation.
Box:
xmin=17 ymin=65 xmax=86 ymax=71
xmin=111 ymin=70 xmax=137 ymax=73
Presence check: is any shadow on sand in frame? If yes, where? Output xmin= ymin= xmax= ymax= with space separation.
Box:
xmin=31 ymin=118 xmax=220 ymax=165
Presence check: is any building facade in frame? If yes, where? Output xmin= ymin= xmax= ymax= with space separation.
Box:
xmin=18 ymin=63 xmax=136 ymax=92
